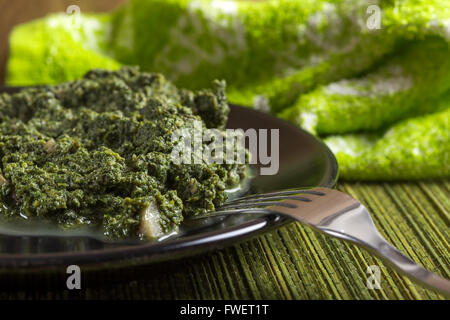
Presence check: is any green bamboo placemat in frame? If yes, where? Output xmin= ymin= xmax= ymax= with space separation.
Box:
xmin=0 ymin=180 xmax=448 ymax=300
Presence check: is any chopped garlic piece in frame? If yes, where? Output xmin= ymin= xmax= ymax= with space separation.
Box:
xmin=139 ymin=201 xmax=163 ymax=239
xmin=44 ymin=138 xmax=56 ymax=153
xmin=0 ymin=174 xmax=7 ymax=186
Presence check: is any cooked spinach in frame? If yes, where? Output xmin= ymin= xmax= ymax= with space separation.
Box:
xmin=0 ymin=67 xmax=247 ymax=239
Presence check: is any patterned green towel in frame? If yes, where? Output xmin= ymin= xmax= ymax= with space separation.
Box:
xmin=6 ymin=0 xmax=450 ymax=180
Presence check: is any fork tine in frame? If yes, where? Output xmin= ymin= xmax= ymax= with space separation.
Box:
xmin=219 ymin=201 xmax=298 ymax=210
xmin=189 ymin=207 xmax=272 ymax=220
xmin=228 ymin=189 xmax=325 ymax=203
xmin=225 ymin=195 xmax=312 ymax=205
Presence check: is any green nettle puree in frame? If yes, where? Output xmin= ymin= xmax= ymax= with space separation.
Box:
xmin=6 ymin=0 xmax=450 ymax=180
xmin=0 ymin=67 xmax=247 ymax=239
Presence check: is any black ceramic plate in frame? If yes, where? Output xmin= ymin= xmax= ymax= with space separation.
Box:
xmin=0 ymin=87 xmax=338 ymax=270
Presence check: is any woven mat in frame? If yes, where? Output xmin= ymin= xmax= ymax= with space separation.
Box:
xmin=0 ymin=180 xmax=448 ymax=300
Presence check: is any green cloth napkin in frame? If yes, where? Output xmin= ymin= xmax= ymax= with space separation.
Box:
xmin=6 ymin=0 xmax=450 ymax=180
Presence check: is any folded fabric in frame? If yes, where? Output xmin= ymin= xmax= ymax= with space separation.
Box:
xmin=6 ymin=0 xmax=450 ymax=180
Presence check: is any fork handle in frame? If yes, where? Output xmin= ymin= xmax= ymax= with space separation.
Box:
xmin=312 ymin=191 xmax=450 ymax=297
xmin=366 ymin=235 xmax=450 ymax=297
xmin=296 ymin=188 xmax=450 ymax=297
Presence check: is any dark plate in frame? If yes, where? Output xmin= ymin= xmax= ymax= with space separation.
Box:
xmin=0 ymin=87 xmax=338 ymax=270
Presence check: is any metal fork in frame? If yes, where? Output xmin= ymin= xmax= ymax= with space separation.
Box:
xmin=190 ymin=187 xmax=450 ymax=296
